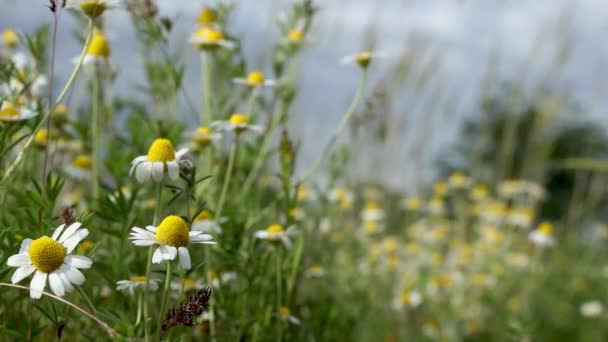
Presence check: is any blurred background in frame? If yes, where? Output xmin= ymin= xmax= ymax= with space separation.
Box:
xmin=2 ymin=0 xmax=607 ymax=191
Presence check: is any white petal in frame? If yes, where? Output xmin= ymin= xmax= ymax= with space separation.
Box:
xmin=62 ymin=229 xmax=89 ymax=253
xmin=152 ymin=246 xmax=164 ymax=264
xmin=167 ymin=161 xmax=179 ymax=180
xmin=282 ymin=237 xmax=293 ymax=249
xmin=178 ymin=247 xmax=191 ymax=270
xmin=132 ymin=239 xmax=157 ymax=246
xmin=7 ymin=253 xmax=31 ymax=267
xmin=146 ymin=225 xmax=158 ymax=233
xmin=136 ymin=162 xmax=151 ymax=182
xmin=11 ymin=264 xmax=36 ymax=283
xmin=65 ymin=255 xmax=93 ymax=269
xmin=58 ymin=222 xmax=82 ymax=243
xmin=30 ymin=271 xmax=48 ymax=299
xmin=49 ymin=272 xmax=65 ymax=297
xmin=64 ymin=266 xmax=86 ymax=285
xmin=51 ymin=224 xmax=66 ymax=240
xmin=57 ymin=266 xmax=74 ymax=292
xmin=19 ymin=238 xmax=33 ymax=253
xmin=151 ymin=162 xmax=165 ymax=182
xmin=175 ymin=148 xmax=189 ymax=159
xmin=161 ymin=245 xmax=177 ymax=260
xmin=255 ymin=231 xmax=268 ymax=239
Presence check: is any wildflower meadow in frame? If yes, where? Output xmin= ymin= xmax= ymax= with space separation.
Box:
xmin=1 ymin=0 xmax=608 ymax=341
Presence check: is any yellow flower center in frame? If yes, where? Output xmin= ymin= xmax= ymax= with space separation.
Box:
xmin=288 ymin=29 xmax=304 ymax=42
xmin=87 ymin=32 xmax=110 ymax=57
xmin=155 ymin=215 xmax=190 ymax=247
xmin=247 ymin=71 xmax=265 ymax=86
xmin=35 ymin=129 xmax=49 ymax=146
xmin=29 ymin=237 xmax=66 ymax=273
xmin=266 ymin=224 xmax=285 ymax=234
xmin=279 ymin=307 xmax=291 ymax=318
xmin=198 ymin=8 xmax=217 ymax=24
xmin=147 ymin=138 xmax=176 ymax=162
xmin=433 ymin=181 xmax=448 ymax=196
xmin=73 ymin=155 xmax=92 ymax=169
xmin=130 ymin=275 xmax=147 ymax=283
xmin=405 ymin=196 xmax=422 ymax=210
xmin=0 ymin=104 xmax=19 ymax=117
xmin=194 ymin=210 xmax=212 ymax=222
xmin=538 ymin=222 xmax=554 ymax=235
xmin=55 ymin=104 xmax=68 ymax=116
xmin=194 ymin=126 xmax=211 ymax=144
xmin=2 ymin=28 xmax=18 ymax=48
xmin=229 ymin=113 xmax=249 ymax=125
xmin=365 ymin=201 xmax=380 ymax=210
xmin=80 ymin=0 xmax=107 ymax=19
xmin=354 ymin=51 xmax=372 ymax=67
xmin=400 ymin=291 xmax=411 ymax=305
xmin=195 ymin=27 xmax=224 ymax=46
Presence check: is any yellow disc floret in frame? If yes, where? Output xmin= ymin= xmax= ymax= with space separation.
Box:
xmin=147 ymin=138 xmax=176 ymax=162
xmin=538 ymin=222 xmax=554 ymax=235
xmin=194 ymin=27 xmax=224 ymax=49
xmin=246 ymin=71 xmax=265 ymax=86
xmin=194 ymin=126 xmax=211 ymax=144
xmin=155 ymin=215 xmax=190 ymax=247
xmin=80 ymin=0 xmax=107 ymax=19
xmin=266 ymin=224 xmax=285 ymax=235
xmin=354 ymin=50 xmax=372 ymax=67
xmin=288 ymin=29 xmax=304 ymax=42
xmin=87 ymin=32 xmax=110 ymax=57
xmin=130 ymin=275 xmax=147 ymax=283
xmin=279 ymin=307 xmax=291 ymax=318
xmin=2 ymin=28 xmax=19 ymax=48
xmin=29 ymin=237 xmax=66 ymax=273
xmin=34 ymin=129 xmax=49 ymax=147
xmin=198 ymin=8 xmax=217 ymax=24
xmin=0 ymin=103 xmax=19 ymax=117
xmin=73 ymin=155 xmax=92 ymax=169
xmin=229 ymin=113 xmax=249 ymax=125
xmin=194 ymin=210 xmax=212 ymax=222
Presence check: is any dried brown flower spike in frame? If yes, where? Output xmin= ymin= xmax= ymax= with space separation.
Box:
xmin=161 ymin=286 xmax=212 ymax=338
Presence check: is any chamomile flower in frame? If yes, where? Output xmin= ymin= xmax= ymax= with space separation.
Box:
xmin=0 ymin=101 xmax=37 ymax=122
xmin=211 ymin=113 xmax=263 ymax=135
xmin=130 ymin=138 xmax=190 ymax=183
xmin=305 ymin=264 xmax=326 ymax=278
xmin=65 ymin=0 xmax=120 ymax=19
xmin=361 ymin=201 xmax=385 ymax=221
xmin=2 ymin=28 xmax=19 ymax=49
xmin=340 ymin=50 xmax=382 ymax=68
xmin=254 ymin=224 xmax=298 ymax=249
xmin=65 ymin=154 xmax=92 ymax=180
xmin=448 ymin=171 xmax=471 ymax=189
xmin=188 ymin=126 xmax=222 ymax=150
xmin=192 ymin=210 xmax=224 ymax=235
xmin=529 ymin=222 xmax=556 ymax=248
xmin=80 ymin=30 xmax=111 ymax=71
xmin=580 ymin=301 xmax=604 ymax=318
xmin=328 ymin=186 xmax=354 ymax=209
xmin=404 ymin=196 xmax=423 ymax=211
xmin=287 ymin=29 xmax=304 ymax=44
xmin=197 ymin=7 xmax=218 ymax=26
xmin=506 ymin=207 xmax=535 ymax=228
xmin=34 ymin=128 xmax=50 ymax=148
xmin=392 ymin=289 xmax=423 ymax=311
xmin=116 ymin=276 xmax=160 ymax=295
xmin=190 ymin=27 xmax=235 ymax=50
xmin=129 ymin=215 xmax=216 ymax=270
xmin=233 ymin=71 xmax=277 ymax=89
xmin=6 ymin=222 xmax=92 ymax=299
xmin=277 ymin=307 xmax=301 ymax=325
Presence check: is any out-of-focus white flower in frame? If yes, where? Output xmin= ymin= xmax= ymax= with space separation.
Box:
xmin=529 ymin=222 xmax=556 ymax=248
xmin=580 ymin=301 xmax=604 ymax=318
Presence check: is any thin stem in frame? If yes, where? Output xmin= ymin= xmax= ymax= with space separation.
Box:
xmin=205 ymin=247 xmax=217 ymax=342
xmin=42 ymin=8 xmax=61 ymax=184
xmin=246 ymin=90 xmax=257 ymax=120
xmin=201 ymin=51 xmax=213 ymax=124
xmin=1 ymin=20 xmax=94 ymax=185
xmin=136 ymin=291 xmax=143 ymax=326
xmin=156 ymin=261 xmax=173 ymax=340
xmin=275 ymin=250 xmax=283 ymax=341
xmin=91 ymin=74 xmax=100 ymax=199
xmin=216 ymin=139 xmax=237 ymax=219
xmin=298 ymin=69 xmax=368 ymax=183
xmin=76 ymin=285 xmax=96 ymax=314
xmin=0 ymin=283 xmax=117 ymax=337
xmin=143 ymin=181 xmax=163 ymax=341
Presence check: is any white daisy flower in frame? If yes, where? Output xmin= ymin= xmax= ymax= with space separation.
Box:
xmin=65 ymin=154 xmax=92 ymax=180
xmin=328 ymin=186 xmax=354 ymax=209
xmin=129 ymin=215 xmax=216 ymax=270
xmin=129 ymin=138 xmax=190 ymax=183
xmin=211 ymin=113 xmax=264 ymax=135
xmin=528 ymin=222 xmax=556 ymax=248
xmin=361 ymin=201 xmax=384 ymax=221
xmin=0 ymin=101 xmax=37 ymax=122
xmin=187 ymin=126 xmax=222 ymax=150
xmin=392 ymin=290 xmax=423 ymax=312
xmin=2 ymin=28 xmax=19 ymax=48
xmin=340 ymin=50 xmax=382 ymax=68
xmin=6 ymin=222 xmax=92 ymax=299
xmin=254 ymin=224 xmax=298 ymax=249
xmin=75 ymin=30 xmax=111 ymax=72
xmin=447 ymin=171 xmax=472 ymax=189
xmin=65 ymin=0 xmax=120 ymax=18
xmin=116 ymin=276 xmax=160 ymax=295
xmin=190 ymin=27 xmax=235 ymax=50
xmin=191 ymin=210 xmax=224 ymax=235
xmin=304 ymin=264 xmax=326 ymax=278
xmin=277 ymin=307 xmax=301 ymax=325
xmin=233 ymin=71 xmax=277 ymax=89
xmin=197 ymin=7 xmax=218 ymax=26
xmin=506 ymin=208 xmax=535 ymax=228
xmin=580 ymin=301 xmax=604 ymax=318
xmin=170 ymin=277 xmax=204 ymax=292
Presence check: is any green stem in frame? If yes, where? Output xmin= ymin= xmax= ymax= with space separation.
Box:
xmin=201 ymin=51 xmax=213 ymax=124
xmin=275 ymin=250 xmax=283 ymax=341
xmin=298 ymin=69 xmax=368 ymax=182
xmin=143 ymin=181 xmax=163 ymax=341
xmin=136 ymin=292 xmax=143 ymax=326
xmin=91 ymin=74 xmax=100 ymax=199
xmin=156 ymin=261 xmax=173 ymax=340
xmin=246 ymin=90 xmax=257 ymax=121
xmin=216 ymin=140 xmax=237 ymax=219
xmin=204 ymin=245 xmax=217 ymax=342
xmin=76 ymin=286 xmax=96 ymax=314
xmin=1 ymin=20 xmax=94 ymax=185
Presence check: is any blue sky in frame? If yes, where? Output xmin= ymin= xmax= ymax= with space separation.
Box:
xmin=1 ymin=0 xmax=606 ymax=189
